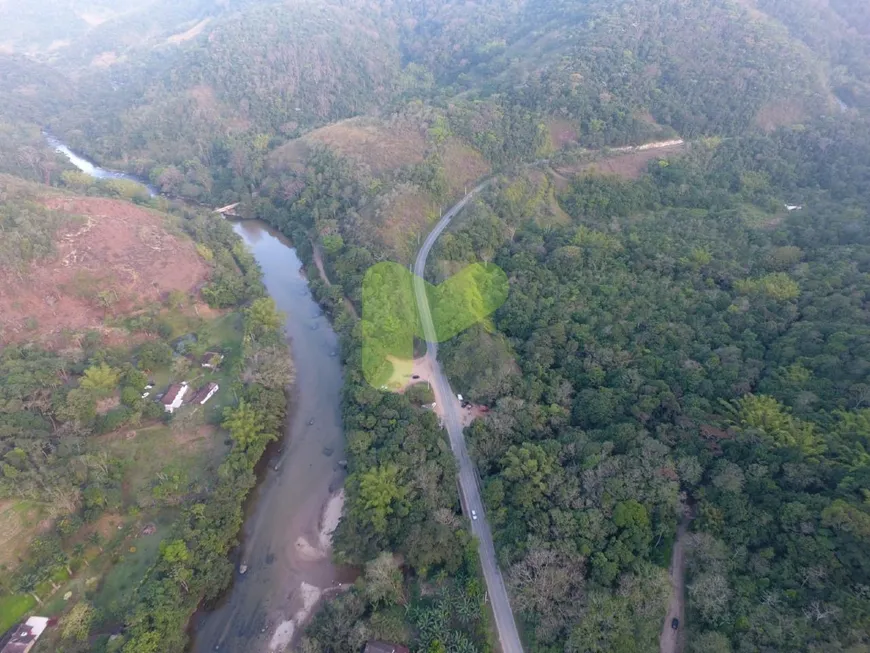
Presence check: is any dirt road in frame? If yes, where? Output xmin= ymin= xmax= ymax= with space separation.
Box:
xmin=311 ymin=241 xmax=359 ymax=319
xmin=660 ymin=517 xmax=690 ymax=653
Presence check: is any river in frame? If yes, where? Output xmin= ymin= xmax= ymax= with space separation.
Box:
xmin=47 ymin=136 xmax=350 ymax=652
xmin=192 ymin=220 xmax=352 ymax=653
xmin=45 ymin=131 xmax=159 ymax=196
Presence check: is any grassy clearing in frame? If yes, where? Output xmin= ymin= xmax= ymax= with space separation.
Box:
xmin=102 ymin=423 xmax=226 ymax=507
xmin=0 ymin=594 xmax=36 ymax=636
xmin=92 ymin=528 xmax=165 ymax=612
xmin=739 ymin=202 xmax=787 ymax=228
xmin=0 ymin=501 xmax=49 ymax=572
xmin=205 ymin=311 xmax=243 ymax=347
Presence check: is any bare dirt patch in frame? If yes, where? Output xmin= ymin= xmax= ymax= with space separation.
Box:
xmin=546 ymin=118 xmax=579 ymax=149
xmin=192 ymin=302 xmax=223 ymax=319
xmin=553 ymin=142 xmax=685 ymax=184
xmin=86 ymin=512 xmax=126 ymax=543
xmin=0 ymin=196 xmax=209 ymax=345
xmin=389 ymin=356 xmax=485 ymax=427
xmin=167 ymin=18 xmax=211 ymax=44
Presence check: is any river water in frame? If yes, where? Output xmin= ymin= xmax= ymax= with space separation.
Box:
xmin=191 ymin=220 xmax=352 ymax=653
xmin=46 ymin=136 xmax=350 ymax=652
xmin=45 ymin=131 xmax=159 ymax=196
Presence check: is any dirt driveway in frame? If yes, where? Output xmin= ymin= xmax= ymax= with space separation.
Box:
xmin=660 ymin=516 xmax=690 ymax=653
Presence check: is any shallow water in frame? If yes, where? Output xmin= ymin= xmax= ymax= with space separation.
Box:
xmin=191 ymin=220 xmax=350 ymax=652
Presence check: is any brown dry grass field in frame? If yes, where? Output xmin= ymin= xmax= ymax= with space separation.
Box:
xmin=0 ymin=194 xmax=209 ymax=345
xmin=551 ymin=142 xmax=686 ymax=187
xmin=267 ymin=115 xmax=427 ymax=186
xmin=441 ymin=137 xmax=491 ymax=196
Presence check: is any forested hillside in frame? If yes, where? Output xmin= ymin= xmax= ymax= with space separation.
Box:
xmin=10 ymin=0 xmax=841 ymax=207
xmin=753 ymin=0 xmax=870 ymax=109
xmin=417 ymin=115 xmax=870 ymax=652
xmin=0 ymin=0 xmax=254 ymax=62
xmin=53 ymin=0 xmax=403 ymax=181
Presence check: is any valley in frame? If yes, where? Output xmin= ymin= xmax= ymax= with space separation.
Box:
xmin=2 ymin=1 xmax=870 ymax=653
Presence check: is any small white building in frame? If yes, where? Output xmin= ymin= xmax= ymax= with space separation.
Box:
xmin=193 ymin=382 xmax=220 ymax=405
xmin=200 ymin=352 xmax=224 ymax=369
xmin=161 ymin=382 xmax=189 ymax=413
xmin=2 ymin=616 xmax=50 ymax=653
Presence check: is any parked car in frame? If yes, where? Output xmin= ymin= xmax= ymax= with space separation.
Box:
xmin=671 ymin=618 xmax=679 ymax=630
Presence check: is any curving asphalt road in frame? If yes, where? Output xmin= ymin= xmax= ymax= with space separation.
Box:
xmin=412 ymin=181 xmax=525 ymax=653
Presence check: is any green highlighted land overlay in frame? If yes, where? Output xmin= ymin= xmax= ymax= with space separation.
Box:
xmin=362 ymin=262 xmax=509 ymax=388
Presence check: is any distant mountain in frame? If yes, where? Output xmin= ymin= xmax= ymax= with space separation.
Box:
xmin=0 ymin=54 xmax=75 ymax=122
xmin=0 ymin=0 xmax=148 ymax=56
xmin=751 ymin=0 xmax=870 ymax=109
xmin=0 ymin=0 xmax=254 ymax=61
xmin=0 ymin=0 xmax=855 ymax=207
xmin=48 ymin=1 xmax=403 ymax=176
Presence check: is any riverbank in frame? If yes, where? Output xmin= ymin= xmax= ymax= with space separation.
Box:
xmin=44 ymin=135 xmax=352 ymax=653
